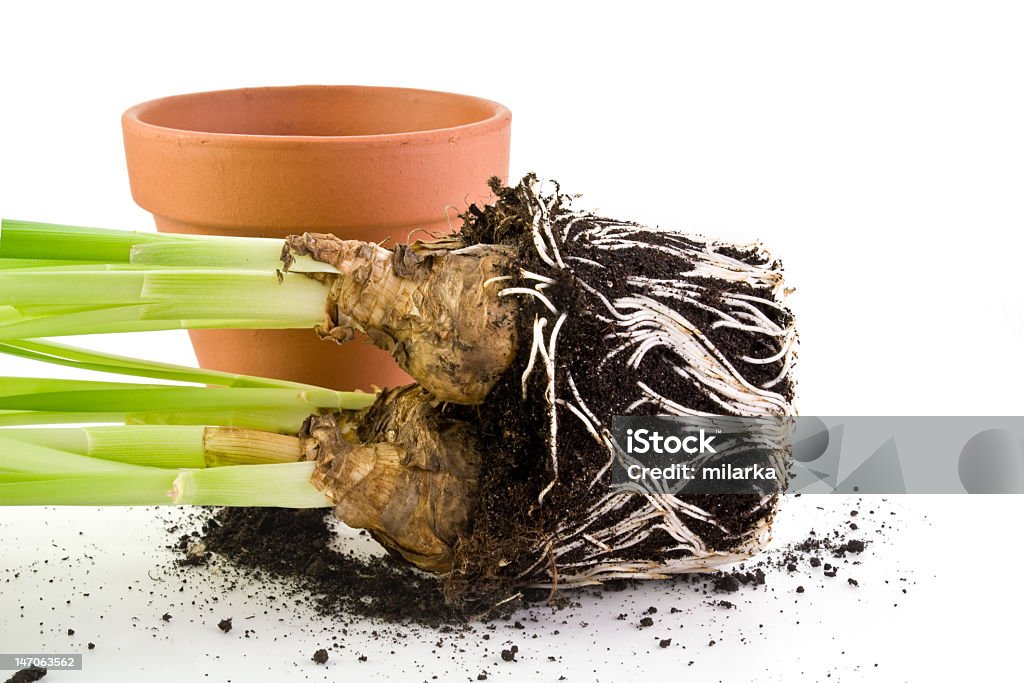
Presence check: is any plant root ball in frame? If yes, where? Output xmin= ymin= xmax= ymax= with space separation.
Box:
xmin=447 ymin=176 xmax=798 ymax=603
xmin=293 ymin=175 xmax=798 ymax=607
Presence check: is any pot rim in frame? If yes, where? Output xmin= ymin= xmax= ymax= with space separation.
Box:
xmin=122 ymin=84 xmax=511 ymax=146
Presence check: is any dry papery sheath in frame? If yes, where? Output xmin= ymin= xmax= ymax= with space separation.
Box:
xmin=287 ymin=175 xmax=797 ymax=605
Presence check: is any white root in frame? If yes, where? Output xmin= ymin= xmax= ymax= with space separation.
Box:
xmin=498 ymin=287 xmax=559 ymax=315
xmin=519 ymin=316 xmax=546 ymax=398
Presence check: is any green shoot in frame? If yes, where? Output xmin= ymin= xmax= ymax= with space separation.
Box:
xmin=0 ymin=338 xmax=330 ymax=390
xmin=0 ymin=424 xmax=303 ymax=469
xmin=0 ymin=470 xmax=182 ymax=505
xmin=0 ymin=219 xmax=167 ymax=262
xmin=0 ymin=462 xmax=329 ymax=507
xmin=0 ymin=434 xmax=155 ymax=475
xmin=131 ymin=237 xmax=339 ymax=273
xmin=171 ymin=462 xmax=328 ymax=507
xmin=0 ymin=268 xmax=329 ymax=341
xmin=0 ymin=377 xmax=373 ymax=433
xmin=0 ymin=218 xmax=338 ymax=273
xmin=0 ymin=219 xmax=346 ymax=342
xmin=0 ymin=426 xmax=207 ymax=468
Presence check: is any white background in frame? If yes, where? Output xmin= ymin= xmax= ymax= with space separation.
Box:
xmin=1 ymin=1 xmax=1023 ymax=681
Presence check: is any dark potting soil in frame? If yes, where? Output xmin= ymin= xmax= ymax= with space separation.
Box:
xmin=177 ymin=501 xmax=872 ymax=629
xmin=182 ymin=507 xmax=462 ymax=625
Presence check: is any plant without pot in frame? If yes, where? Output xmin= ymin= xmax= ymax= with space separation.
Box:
xmin=0 ymin=176 xmax=797 ymax=607
xmin=122 ymin=84 xmax=512 ymax=392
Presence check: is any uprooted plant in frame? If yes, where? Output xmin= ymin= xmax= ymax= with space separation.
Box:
xmin=0 ymin=175 xmax=797 ymax=607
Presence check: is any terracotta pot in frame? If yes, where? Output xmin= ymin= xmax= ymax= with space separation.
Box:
xmin=122 ymin=85 xmax=511 ymax=392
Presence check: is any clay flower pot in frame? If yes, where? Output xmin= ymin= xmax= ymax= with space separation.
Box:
xmin=122 ymin=85 xmax=511 ymax=391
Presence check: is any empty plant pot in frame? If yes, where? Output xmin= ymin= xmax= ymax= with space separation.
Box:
xmin=122 ymin=85 xmax=511 ymax=392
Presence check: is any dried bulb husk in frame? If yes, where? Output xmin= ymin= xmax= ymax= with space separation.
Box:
xmin=300 ymin=385 xmax=481 ymax=573
xmin=283 ymin=234 xmax=519 ymax=405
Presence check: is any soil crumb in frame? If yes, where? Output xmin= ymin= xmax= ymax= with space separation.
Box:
xmin=4 ymin=668 xmax=46 ymax=683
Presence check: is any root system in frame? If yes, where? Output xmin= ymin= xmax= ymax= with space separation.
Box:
xmin=285 ymin=175 xmax=798 ymax=608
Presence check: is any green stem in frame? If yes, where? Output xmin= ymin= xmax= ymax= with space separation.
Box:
xmin=0 ymin=425 xmax=304 ymax=469
xmin=0 ymin=268 xmax=328 ymax=341
xmin=0 ymin=386 xmax=349 ymax=414
xmin=0 ymin=219 xmax=167 ymax=262
xmin=0 ymin=411 xmax=138 ymax=428
xmin=124 ymin=408 xmax=326 ymax=435
xmin=0 ymin=376 xmax=162 ymax=398
xmin=0 ymin=258 xmax=106 ymax=270
xmin=0 ymin=219 xmax=347 ymax=341
xmin=131 ymin=236 xmax=339 ymax=273
xmin=0 ymin=426 xmax=207 ymax=468
xmin=171 ymin=462 xmax=329 ymax=507
xmin=0 ymin=470 xmax=181 ymax=505
xmin=0 ymin=338 xmax=332 ymax=390
xmin=0 ymin=462 xmax=329 ymax=507
xmin=0 ymin=434 xmax=153 ymax=475
xmin=0 ymin=376 xmax=374 ymax=433
xmin=0 ymin=218 xmax=338 ymax=272
xmin=0 ymin=408 xmax=316 ymax=434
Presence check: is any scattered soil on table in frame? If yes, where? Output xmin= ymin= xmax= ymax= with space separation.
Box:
xmin=176 ymin=499 xmax=874 ymax=631
xmin=0 ymin=498 xmax=899 ymax=682
xmin=179 ymin=508 xmax=462 ymax=626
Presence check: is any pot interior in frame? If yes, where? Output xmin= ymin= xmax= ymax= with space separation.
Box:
xmin=134 ymin=86 xmax=501 ymax=137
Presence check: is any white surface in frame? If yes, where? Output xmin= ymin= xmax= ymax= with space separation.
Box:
xmin=2 ymin=1 xmax=1023 ymax=681
xmin=1 ymin=498 xmax=1020 ymax=682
